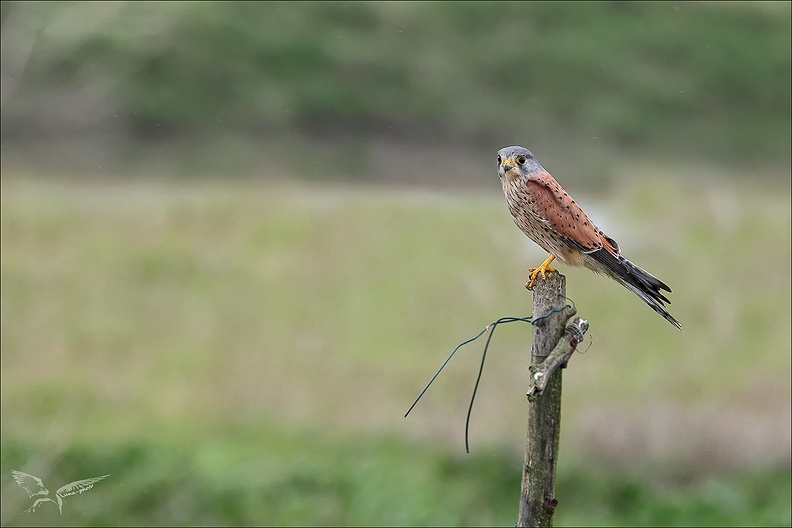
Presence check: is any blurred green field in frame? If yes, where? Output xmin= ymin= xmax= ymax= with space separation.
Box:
xmin=1 ymin=171 xmax=790 ymax=526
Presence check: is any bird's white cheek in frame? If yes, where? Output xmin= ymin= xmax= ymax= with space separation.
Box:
xmin=502 ymin=168 xmax=522 ymax=182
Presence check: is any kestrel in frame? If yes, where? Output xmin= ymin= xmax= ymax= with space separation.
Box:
xmin=498 ymin=145 xmax=682 ymax=329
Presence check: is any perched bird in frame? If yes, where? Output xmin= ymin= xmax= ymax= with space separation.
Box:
xmin=497 ymin=145 xmax=682 ymax=329
xmin=11 ymin=470 xmax=110 ymax=515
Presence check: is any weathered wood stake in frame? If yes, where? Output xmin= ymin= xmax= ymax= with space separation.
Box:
xmin=517 ymin=271 xmax=588 ymax=527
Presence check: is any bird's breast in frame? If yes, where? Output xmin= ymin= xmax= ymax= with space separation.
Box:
xmin=502 ymin=179 xmax=564 ymax=253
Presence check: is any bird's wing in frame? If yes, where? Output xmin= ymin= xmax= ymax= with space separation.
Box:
xmin=526 ymin=171 xmax=617 ymax=254
xmin=11 ymin=470 xmax=47 ymax=497
xmin=56 ymin=475 xmax=110 ymax=498
xmin=526 ymin=171 xmax=682 ymax=329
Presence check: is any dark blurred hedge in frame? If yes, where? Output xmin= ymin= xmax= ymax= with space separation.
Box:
xmin=1 ymin=1 xmax=790 ymax=164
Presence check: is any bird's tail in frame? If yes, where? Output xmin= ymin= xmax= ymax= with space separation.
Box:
xmin=588 ymin=247 xmax=683 ymax=330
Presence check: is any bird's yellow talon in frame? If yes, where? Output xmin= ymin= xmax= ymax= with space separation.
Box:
xmin=524 ymin=255 xmax=557 ymax=289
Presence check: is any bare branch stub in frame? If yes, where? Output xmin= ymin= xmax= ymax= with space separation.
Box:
xmin=526 ymin=317 xmax=589 ymax=400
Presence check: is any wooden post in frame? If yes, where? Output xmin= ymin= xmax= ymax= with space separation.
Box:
xmin=517 ymin=271 xmax=586 ymax=527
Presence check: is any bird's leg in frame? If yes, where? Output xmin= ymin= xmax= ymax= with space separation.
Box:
xmin=525 ymin=254 xmax=557 ymax=289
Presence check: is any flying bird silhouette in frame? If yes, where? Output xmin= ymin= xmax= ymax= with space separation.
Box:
xmin=11 ymin=470 xmax=110 ymax=514
xmin=498 ymin=145 xmax=682 ymax=329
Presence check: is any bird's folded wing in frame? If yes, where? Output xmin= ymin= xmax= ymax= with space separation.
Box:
xmin=526 ymin=173 xmax=614 ymax=253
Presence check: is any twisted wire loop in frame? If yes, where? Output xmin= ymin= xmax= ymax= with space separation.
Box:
xmin=403 ymin=304 xmax=573 ymax=453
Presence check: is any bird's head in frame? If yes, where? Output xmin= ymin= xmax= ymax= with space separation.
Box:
xmin=497 ymin=145 xmax=544 ymax=182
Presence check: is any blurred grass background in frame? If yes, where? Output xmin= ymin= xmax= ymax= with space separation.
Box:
xmin=1 ymin=1 xmax=790 ymax=526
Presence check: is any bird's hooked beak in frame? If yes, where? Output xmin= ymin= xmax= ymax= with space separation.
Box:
xmin=499 ymin=157 xmax=517 ymax=180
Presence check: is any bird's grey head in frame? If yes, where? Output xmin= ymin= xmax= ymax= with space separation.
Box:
xmin=497 ymin=145 xmax=544 ymax=181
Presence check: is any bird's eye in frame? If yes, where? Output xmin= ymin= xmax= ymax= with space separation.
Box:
xmin=516 ymin=155 xmax=527 ymax=165
xmin=497 ymin=155 xmax=502 ymax=166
